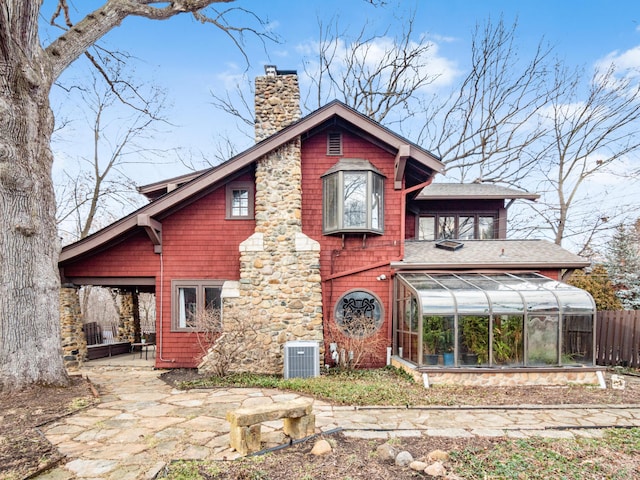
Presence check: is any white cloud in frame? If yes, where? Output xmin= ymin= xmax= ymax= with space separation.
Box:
xmin=595 ymin=45 xmax=640 ymax=77
xmin=294 ymin=34 xmax=460 ymax=94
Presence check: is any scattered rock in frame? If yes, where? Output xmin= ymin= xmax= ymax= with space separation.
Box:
xmin=395 ymin=450 xmax=414 ymax=467
xmin=611 ymin=374 xmax=626 ymax=390
xmin=310 ymin=439 xmax=332 ymax=456
xmin=409 ymin=460 xmax=427 ymax=472
xmin=427 ymin=449 xmax=450 ymax=462
xmin=376 ymin=443 xmax=397 ymax=462
xmin=424 ymin=461 xmax=447 ymax=477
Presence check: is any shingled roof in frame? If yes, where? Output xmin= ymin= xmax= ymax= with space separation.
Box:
xmin=60 ymin=100 xmax=443 ymax=265
xmin=393 ymin=239 xmax=589 ymax=270
xmin=417 ymin=183 xmax=539 ymax=201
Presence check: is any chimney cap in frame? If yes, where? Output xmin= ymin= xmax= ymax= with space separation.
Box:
xmin=264 ymin=65 xmax=297 ymax=76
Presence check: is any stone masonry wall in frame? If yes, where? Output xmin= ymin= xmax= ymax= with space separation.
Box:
xmin=254 ymin=73 xmax=301 ymax=142
xmin=221 ymin=139 xmax=324 ymax=374
xmin=212 ymin=69 xmax=323 ymax=374
xmin=118 ymin=290 xmax=136 ymax=343
xmin=60 ymin=286 xmax=86 ymax=370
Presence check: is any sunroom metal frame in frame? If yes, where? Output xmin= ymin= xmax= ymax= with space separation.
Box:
xmin=394 ymin=272 xmax=596 ymax=368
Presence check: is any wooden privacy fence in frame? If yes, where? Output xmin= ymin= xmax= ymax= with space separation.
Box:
xmin=597 ymin=310 xmax=640 ymax=367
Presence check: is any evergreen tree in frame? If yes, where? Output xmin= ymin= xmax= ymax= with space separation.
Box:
xmin=605 ymin=224 xmax=640 ymax=309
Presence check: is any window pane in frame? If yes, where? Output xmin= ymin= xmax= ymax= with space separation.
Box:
xmin=438 ymin=216 xmax=456 ymax=239
xmin=323 ymin=174 xmax=339 ymax=231
xmin=493 ymin=315 xmax=524 ymax=366
xmin=526 ymin=314 xmax=559 ymax=365
xmin=178 ymin=287 xmax=197 ymax=328
xmin=422 ymin=315 xmax=454 ymax=364
xmin=419 ymin=217 xmax=435 ymax=240
xmin=204 ymin=287 xmax=222 ymax=330
xmin=459 ymin=216 xmax=475 ymax=239
xmin=343 ymin=172 xmax=367 ymax=228
xmin=204 ymin=287 xmax=221 ymax=310
xmin=459 ymin=315 xmax=489 ymax=366
xmin=232 ymin=189 xmax=249 ymax=216
xmin=334 ymin=290 xmax=383 ymax=337
xmin=371 ymin=174 xmax=383 ymax=231
xmin=562 ymin=314 xmax=593 ymax=365
xmin=478 ymin=216 xmax=495 ymax=239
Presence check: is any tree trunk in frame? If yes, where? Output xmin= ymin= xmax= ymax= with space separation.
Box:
xmin=0 ymin=6 xmax=69 ymax=390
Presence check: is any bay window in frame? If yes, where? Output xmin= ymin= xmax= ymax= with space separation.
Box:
xmin=322 ymin=158 xmax=384 ymax=235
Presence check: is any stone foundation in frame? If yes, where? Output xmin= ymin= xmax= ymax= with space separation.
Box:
xmin=392 ymin=357 xmax=604 ymax=387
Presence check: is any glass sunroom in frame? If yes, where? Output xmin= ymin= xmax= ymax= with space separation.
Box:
xmin=395 ymin=273 xmax=596 ymax=368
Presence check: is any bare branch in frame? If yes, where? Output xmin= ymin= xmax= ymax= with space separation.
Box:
xmin=45 ymin=1 xmax=271 ymax=81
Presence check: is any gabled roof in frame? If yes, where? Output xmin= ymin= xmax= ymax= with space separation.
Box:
xmin=137 ymin=169 xmax=209 ymax=201
xmin=417 ymin=183 xmax=539 ymax=201
xmin=60 ymin=100 xmax=444 ymax=265
xmin=393 ymin=240 xmax=589 ymax=270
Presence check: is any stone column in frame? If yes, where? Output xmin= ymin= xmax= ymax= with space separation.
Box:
xmin=117 ymin=290 xmax=136 ymax=343
xmin=59 ymin=285 xmax=86 ymax=369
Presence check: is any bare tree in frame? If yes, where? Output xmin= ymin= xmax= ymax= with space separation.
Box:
xmin=0 ymin=0 xmax=272 ymax=392
xmin=55 ymin=63 xmax=168 ymax=242
xmin=526 ymin=64 xmax=640 ymax=250
xmin=325 ymin=313 xmax=389 ymax=370
xmin=206 ymin=9 xmax=440 ymax=169
xmin=419 ymin=18 xmax=554 ymax=185
xmin=302 ymin=12 xmax=438 ymax=124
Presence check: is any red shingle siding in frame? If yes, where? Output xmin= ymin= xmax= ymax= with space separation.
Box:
xmin=63 ymin=174 xmax=256 ymax=368
xmin=62 ymin=231 xmax=159 ymax=277
xmin=302 ymin=131 xmax=403 ymax=367
xmin=539 ymin=269 xmax=560 ymax=281
xmin=156 ymin=180 xmax=254 ymax=367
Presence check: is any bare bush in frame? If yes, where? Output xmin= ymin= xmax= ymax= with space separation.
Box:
xmin=196 ymin=308 xmax=270 ymax=377
xmin=325 ymin=314 xmax=389 ymax=370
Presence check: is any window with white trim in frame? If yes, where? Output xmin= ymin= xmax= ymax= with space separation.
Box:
xmin=172 ymin=280 xmax=222 ymax=331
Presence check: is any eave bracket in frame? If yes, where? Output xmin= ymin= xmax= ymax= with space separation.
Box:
xmin=137 ymin=214 xmax=162 ymax=254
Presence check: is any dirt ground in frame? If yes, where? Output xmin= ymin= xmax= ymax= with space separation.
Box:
xmin=0 ymin=375 xmax=97 ymax=480
xmin=2 ymin=370 xmax=640 ymax=480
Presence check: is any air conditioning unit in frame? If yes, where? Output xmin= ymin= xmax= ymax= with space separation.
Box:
xmin=284 ymin=341 xmax=320 ymax=379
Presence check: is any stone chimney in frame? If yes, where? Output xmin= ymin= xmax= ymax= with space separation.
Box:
xmin=254 ymin=65 xmax=301 ymax=142
xmin=207 ymin=66 xmax=323 ymax=376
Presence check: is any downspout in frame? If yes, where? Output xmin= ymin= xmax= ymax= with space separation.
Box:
xmin=158 ymin=252 xmax=175 ymax=363
xmin=387 ymin=176 xmax=435 ymax=344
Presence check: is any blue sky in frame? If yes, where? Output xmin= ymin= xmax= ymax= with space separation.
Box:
xmin=46 ymin=1 xmax=640 ymax=247
xmin=48 ymin=0 xmax=640 ymax=182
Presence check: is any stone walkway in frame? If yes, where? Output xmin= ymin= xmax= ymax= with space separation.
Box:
xmin=37 ymin=366 xmax=640 ymax=479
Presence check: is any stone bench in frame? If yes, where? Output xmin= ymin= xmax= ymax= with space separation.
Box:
xmin=226 ymin=398 xmax=315 ymax=455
